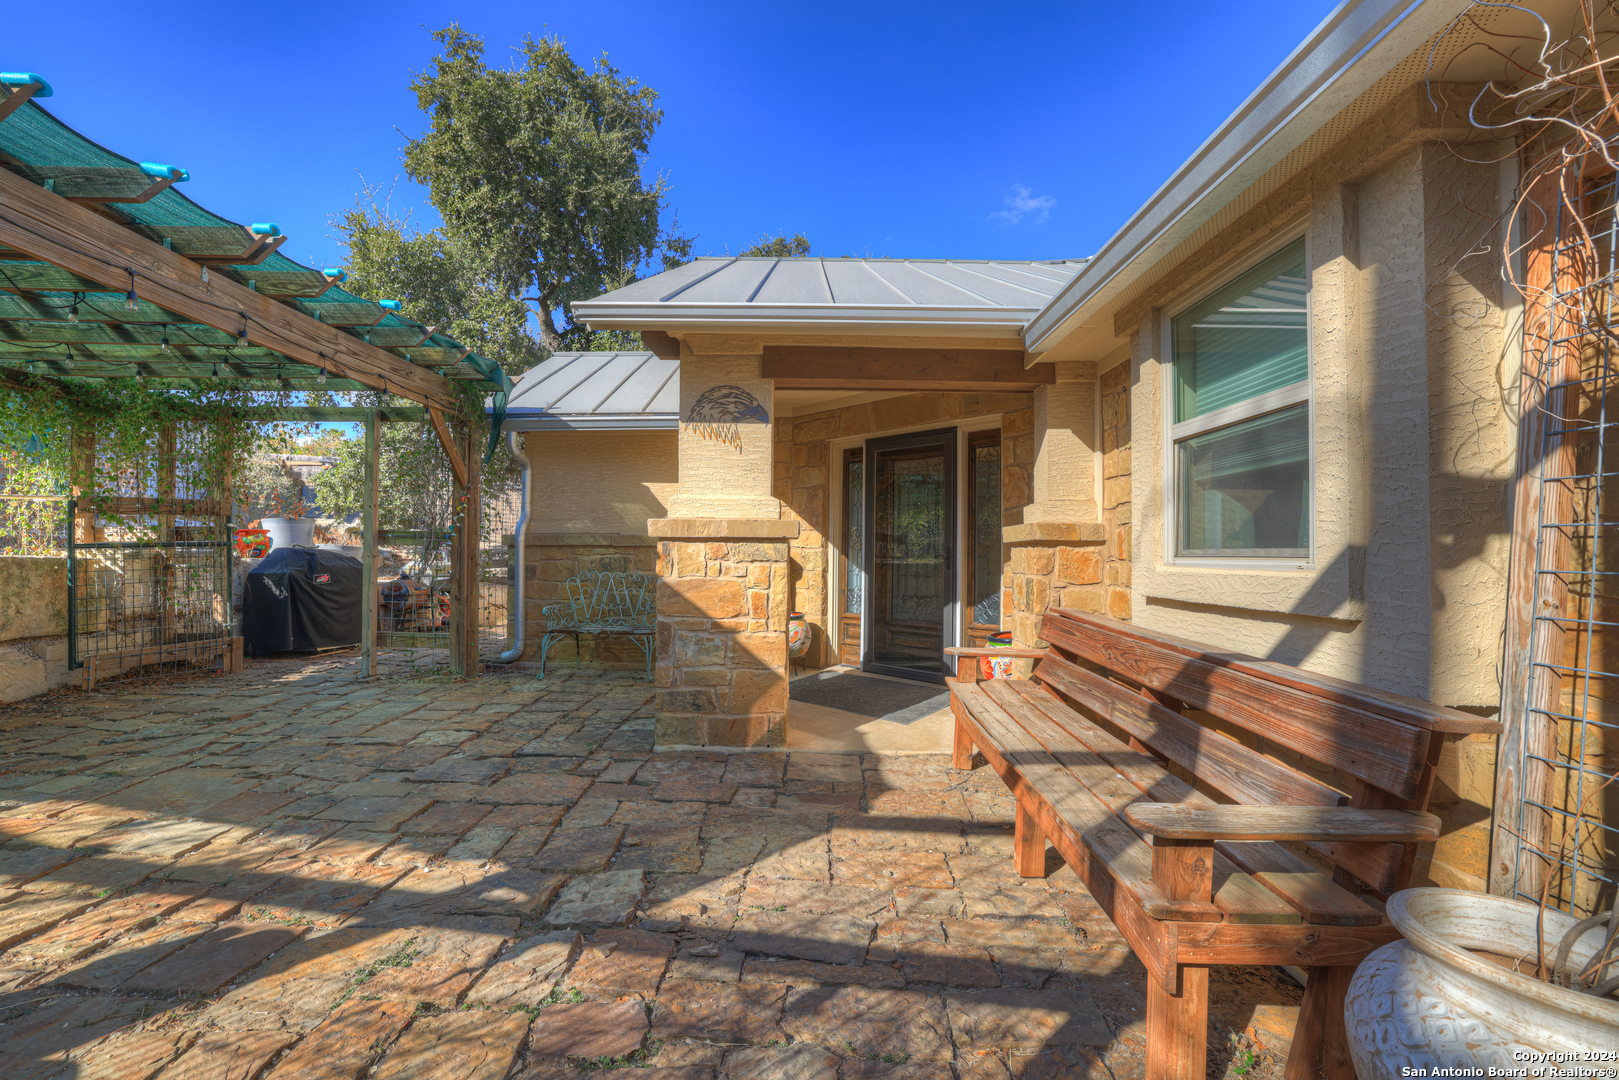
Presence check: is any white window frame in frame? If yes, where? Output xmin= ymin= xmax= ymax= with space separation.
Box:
xmin=1161 ymin=229 xmax=1314 ymax=571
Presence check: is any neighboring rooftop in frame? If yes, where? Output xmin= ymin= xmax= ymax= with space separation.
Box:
xmin=574 ymin=256 xmax=1086 ymax=337
xmin=503 ymin=352 xmax=677 ymax=431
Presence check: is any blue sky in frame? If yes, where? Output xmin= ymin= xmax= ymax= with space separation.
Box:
xmin=11 ymin=1 xmax=1337 ymax=277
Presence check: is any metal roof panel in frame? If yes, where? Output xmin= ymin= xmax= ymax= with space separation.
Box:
xmin=751 ymin=259 xmax=834 ymax=304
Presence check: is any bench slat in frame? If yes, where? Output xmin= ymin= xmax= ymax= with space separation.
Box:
xmin=1008 ymin=679 xmax=1376 ymax=919
xmin=955 ymin=681 xmax=1216 ymax=922
xmin=1039 ymin=612 xmax=1431 ymax=800
xmin=1032 ymin=652 xmax=1348 ymax=809
xmin=1124 ymin=804 xmax=1442 ymax=843
xmin=1213 ymin=872 xmax=1301 ymax=924
xmin=1049 ymin=608 xmax=1499 ymax=735
xmin=1252 ymin=872 xmax=1382 ymax=926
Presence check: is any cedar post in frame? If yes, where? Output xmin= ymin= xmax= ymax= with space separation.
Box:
xmin=156 ymin=424 xmax=176 ymax=543
xmin=449 ymin=416 xmax=481 ymax=676
xmin=360 ymin=408 xmax=379 ymax=678
xmin=1493 ymin=172 xmax=1578 ymax=900
xmin=1145 ymin=838 xmax=1211 ymax=1080
xmin=70 ymin=426 xmax=95 ymax=542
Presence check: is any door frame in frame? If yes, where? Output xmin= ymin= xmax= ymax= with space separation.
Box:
xmin=861 ymin=426 xmax=958 ymax=683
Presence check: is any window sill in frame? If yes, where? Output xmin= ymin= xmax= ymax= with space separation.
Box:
xmin=1138 ymin=559 xmax=1362 ymax=621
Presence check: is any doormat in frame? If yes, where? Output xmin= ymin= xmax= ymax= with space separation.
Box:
xmin=788 ymin=672 xmax=950 ymax=725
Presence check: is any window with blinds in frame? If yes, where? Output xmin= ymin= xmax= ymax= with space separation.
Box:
xmin=1169 ymin=237 xmax=1311 ymax=559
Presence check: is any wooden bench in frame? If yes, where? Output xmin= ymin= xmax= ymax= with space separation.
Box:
xmin=537 ymin=570 xmax=655 ymax=677
xmin=945 ymin=607 xmax=1500 ymax=1080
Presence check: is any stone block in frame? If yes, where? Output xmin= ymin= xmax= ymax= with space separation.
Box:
xmin=729 ymin=541 xmax=787 ymax=562
xmin=703 ymin=715 xmax=779 ymax=747
xmin=1106 ymin=587 xmax=1131 ymax=621
xmin=1103 ymin=476 xmax=1131 ymax=510
xmin=542 ymin=869 xmax=645 ymax=928
xmin=656 ymin=714 xmax=702 ymax=746
xmin=731 ymin=631 xmax=786 ymax=669
xmin=1105 ymin=559 xmax=1130 ymax=587
xmin=1055 ymin=546 xmax=1102 ymax=585
xmin=1059 ymin=586 xmax=1105 ymax=614
xmin=659 ymin=687 xmax=718 ymax=714
xmin=730 ymin=669 xmax=787 ymax=713
xmin=1026 ymin=547 xmax=1055 ymax=576
xmin=528 ymin=999 xmax=649 ymax=1061
xmin=658 ymin=578 xmax=746 ymax=620
xmin=370 ymin=1010 xmax=530 ymax=1080
xmin=681 ymin=668 xmax=729 ymax=686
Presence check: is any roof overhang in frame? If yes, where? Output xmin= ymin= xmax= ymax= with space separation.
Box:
xmin=501 ymin=412 xmax=678 ymax=432
xmin=1021 ymin=0 xmax=1480 ymax=361
xmin=573 ymin=304 xmax=1036 ymax=339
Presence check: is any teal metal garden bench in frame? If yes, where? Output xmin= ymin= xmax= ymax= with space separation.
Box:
xmin=538 ymin=570 xmax=655 ymax=678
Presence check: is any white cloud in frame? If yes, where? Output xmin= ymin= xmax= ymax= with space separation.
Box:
xmin=990 ymin=185 xmax=1056 ymax=225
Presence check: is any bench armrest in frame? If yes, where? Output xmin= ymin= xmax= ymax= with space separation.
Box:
xmin=1123 ymin=803 xmax=1442 ymax=843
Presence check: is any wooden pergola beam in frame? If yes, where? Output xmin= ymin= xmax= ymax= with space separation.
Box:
xmin=0 ymin=167 xmax=458 ymax=411
xmin=761 ymin=345 xmax=1053 ymax=392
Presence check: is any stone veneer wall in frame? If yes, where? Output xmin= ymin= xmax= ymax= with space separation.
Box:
xmin=1100 ymin=362 xmax=1132 ymax=621
xmin=654 ymin=538 xmax=789 ymax=747
xmin=774 ymin=393 xmax=1033 ymax=668
xmin=525 ymin=535 xmax=658 ymax=668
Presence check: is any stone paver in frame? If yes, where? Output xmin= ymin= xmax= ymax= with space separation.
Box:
xmin=0 ymin=660 xmax=1302 ymax=1079
xmin=527 ymin=998 xmax=649 ymax=1060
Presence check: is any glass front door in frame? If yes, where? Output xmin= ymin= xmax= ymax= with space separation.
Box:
xmin=863 ymin=429 xmax=957 ymax=682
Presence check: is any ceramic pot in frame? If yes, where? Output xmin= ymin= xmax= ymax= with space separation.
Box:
xmin=980 ymin=630 xmax=1016 ymax=680
xmin=787 ymin=612 xmax=811 ymax=660
xmin=1345 ymin=888 xmax=1619 ymax=1079
xmin=261 ymin=517 xmax=315 ymax=550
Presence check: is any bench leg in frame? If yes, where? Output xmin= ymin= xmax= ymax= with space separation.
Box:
xmin=1145 ymin=963 xmax=1208 ymax=1080
xmin=1285 ymin=965 xmax=1354 ymax=1079
xmin=1013 ymin=795 xmax=1046 ymax=877
xmin=952 ymin=713 xmax=975 ymax=770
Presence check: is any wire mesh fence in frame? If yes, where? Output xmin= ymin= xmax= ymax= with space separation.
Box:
xmin=1517 ymin=171 xmax=1619 ymax=919
xmin=67 ymin=501 xmax=235 ymax=689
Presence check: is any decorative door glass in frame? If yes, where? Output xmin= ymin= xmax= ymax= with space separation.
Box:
xmin=865 ymin=429 xmax=956 ymax=680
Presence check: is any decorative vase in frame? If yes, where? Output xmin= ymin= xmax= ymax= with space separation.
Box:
xmin=1345 ymin=888 xmax=1619 ymax=1079
xmin=787 ymin=612 xmax=811 ymax=661
xmin=234 ymin=528 xmax=270 ymax=559
xmin=980 ymin=630 xmax=1016 ymax=680
xmin=261 ymin=517 xmax=315 ymax=550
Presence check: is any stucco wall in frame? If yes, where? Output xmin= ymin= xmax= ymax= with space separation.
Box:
xmin=0 ymin=556 xmax=67 ymax=641
xmin=1121 ymin=92 xmax=1516 ymax=891
xmin=523 ymin=430 xmax=677 ymax=534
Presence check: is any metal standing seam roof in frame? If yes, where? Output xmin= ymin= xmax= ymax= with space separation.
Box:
xmin=572 ymin=256 xmax=1087 ymax=332
xmin=501 ymin=352 xmax=678 ymax=430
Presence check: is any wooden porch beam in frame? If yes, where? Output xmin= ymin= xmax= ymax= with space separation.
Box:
xmin=0 ymin=82 xmax=44 ymax=124
xmin=427 ymin=405 xmax=468 ymax=490
xmin=762 ymin=345 xmax=1052 ymax=392
xmin=0 ymin=166 xmax=458 ymax=410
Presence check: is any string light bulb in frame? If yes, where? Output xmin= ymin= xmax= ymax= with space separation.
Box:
xmin=67 ymin=293 xmax=80 ymax=322
xmin=160 ymin=328 xmax=169 ymax=353
xmin=318 ymin=367 xmax=327 ymax=384
xmin=125 ymin=268 xmax=138 ymax=312
xmin=210 ymin=363 xmax=219 ymax=379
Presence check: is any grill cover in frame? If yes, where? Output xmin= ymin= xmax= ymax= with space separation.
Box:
xmin=243 ymin=546 xmax=362 ymax=656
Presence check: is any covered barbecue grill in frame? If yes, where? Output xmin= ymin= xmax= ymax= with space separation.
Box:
xmin=242 ymin=547 xmax=363 ymax=655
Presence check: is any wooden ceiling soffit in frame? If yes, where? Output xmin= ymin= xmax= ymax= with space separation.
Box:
xmin=0 ymin=166 xmax=457 ymax=410
xmin=761 ymin=346 xmax=1052 ymax=392
xmin=641 ymin=330 xmax=681 ymax=359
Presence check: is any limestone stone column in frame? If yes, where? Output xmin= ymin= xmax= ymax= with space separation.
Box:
xmin=1005 ymin=360 xmax=1105 ymax=648
xmin=649 ymin=340 xmax=797 ymax=748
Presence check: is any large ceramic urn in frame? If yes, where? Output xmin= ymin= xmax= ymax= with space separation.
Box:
xmin=1345 ymin=888 xmax=1619 ymax=1079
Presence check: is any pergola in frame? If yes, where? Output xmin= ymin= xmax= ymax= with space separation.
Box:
xmin=0 ymin=73 xmax=507 ymax=676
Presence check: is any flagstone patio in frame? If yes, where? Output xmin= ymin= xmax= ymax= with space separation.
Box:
xmin=0 ymin=657 xmax=1300 ymax=1079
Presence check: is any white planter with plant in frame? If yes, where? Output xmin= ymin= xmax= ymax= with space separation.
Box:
xmin=1344 ymin=888 xmax=1619 ymax=1078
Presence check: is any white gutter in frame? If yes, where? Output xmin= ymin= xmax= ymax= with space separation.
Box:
xmin=574 ymin=302 xmax=1043 ymax=334
xmin=1023 ymin=0 xmax=1474 ymax=354
xmin=497 ymin=428 xmax=530 ymax=666
xmin=503 ymin=414 xmax=679 ymax=431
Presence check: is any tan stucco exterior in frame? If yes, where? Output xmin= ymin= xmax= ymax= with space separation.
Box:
xmin=522 ymin=430 xmax=677 ymax=534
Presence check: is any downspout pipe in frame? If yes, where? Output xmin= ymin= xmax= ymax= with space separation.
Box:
xmin=498 ymin=428 xmax=530 ymax=664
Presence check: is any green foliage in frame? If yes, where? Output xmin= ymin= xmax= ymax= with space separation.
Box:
xmin=396 ymin=26 xmax=690 ymax=355
xmin=740 ymin=233 xmax=811 ymax=257
xmin=335 ymin=194 xmax=548 ymax=373
xmin=0 ymin=377 xmax=272 ymax=553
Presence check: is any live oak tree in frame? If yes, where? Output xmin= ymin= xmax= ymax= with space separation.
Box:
xmin=396 ymin=25 xmax=690 ymax=355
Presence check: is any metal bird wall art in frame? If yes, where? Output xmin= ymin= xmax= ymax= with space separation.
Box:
xmin=685 ymin=385 xmax=770 ymax=451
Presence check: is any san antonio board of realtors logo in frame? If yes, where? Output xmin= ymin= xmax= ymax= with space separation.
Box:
xmin=685 ymin=385 xmax=769 ymax=452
